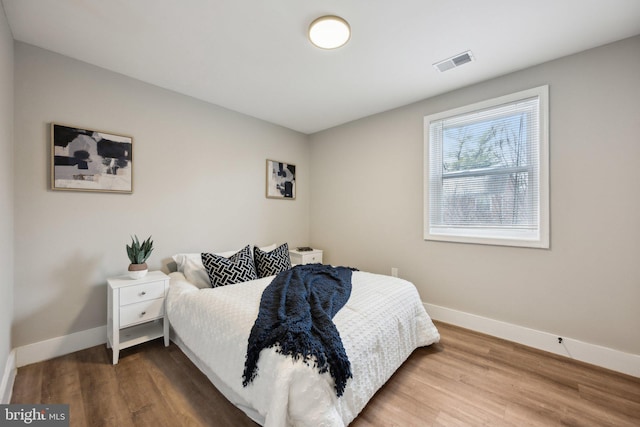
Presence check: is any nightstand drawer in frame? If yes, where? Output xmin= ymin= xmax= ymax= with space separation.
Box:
xmin=120 ymin=281 xmax=165 ymax=305
xmin=290 ymin=249 xmax=323 ymax=265
xmin=120 ymin=298 xmax=164 ymax=327
xmin=304 ymin=253 xmax=322 ymax=263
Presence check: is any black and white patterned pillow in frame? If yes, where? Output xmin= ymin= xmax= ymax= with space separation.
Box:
xmin=254 ymin=243 xmax=292 ymax=278
xmin=201 ymin=245 xmax=258 ymax=288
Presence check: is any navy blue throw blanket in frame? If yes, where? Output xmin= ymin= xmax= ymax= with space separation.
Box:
xmin=242 ymin=264 xmax=354 ymax=397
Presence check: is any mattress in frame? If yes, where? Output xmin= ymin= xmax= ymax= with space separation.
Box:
xmin=166 ymin=270 xmax=440 ymax=426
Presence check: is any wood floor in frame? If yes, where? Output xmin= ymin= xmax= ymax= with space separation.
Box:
xmin=11 ymin=321 xmax=640 ymax=426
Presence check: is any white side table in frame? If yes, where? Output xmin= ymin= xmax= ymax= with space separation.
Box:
xmin=289 ymin=248 xmax=323 ymax=265
xmin=107 ymin=270 xmax=170 ymax=364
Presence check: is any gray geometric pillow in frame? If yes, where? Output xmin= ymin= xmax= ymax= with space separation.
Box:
xmin=253 ymin=243 xmax=292 ymax=278
xmin=201 ymin=245 xmax=258 ymax=287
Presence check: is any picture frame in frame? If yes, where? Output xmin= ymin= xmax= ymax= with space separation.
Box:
xmin=266 ymin=159 xmax=296 ymax=200
xmin=51 ymin=123 xmax=133 ymax=193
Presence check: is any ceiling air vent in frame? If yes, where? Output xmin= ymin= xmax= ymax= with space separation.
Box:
xmin=433 ymin=50 xmax=474 ymax=72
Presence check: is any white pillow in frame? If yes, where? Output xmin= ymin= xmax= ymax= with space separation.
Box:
xmin=172 ymin=244 xmax=277 ymax=289
xmin=172 ymin=251 xmax=237 ymax=289
xmin=172 ymin=253 xmax=207 ymax=288
xmin=259 ymin=243 xmax=277 ymax=253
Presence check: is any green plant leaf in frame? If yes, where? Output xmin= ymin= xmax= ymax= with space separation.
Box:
xmin=126 ymin=235 xmax=154 ymax=264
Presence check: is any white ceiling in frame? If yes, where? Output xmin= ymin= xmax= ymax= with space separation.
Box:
xmin=3 ymin=0 xmax=640 ymax=134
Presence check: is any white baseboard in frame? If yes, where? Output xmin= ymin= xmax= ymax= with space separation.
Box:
xmin=425 ymin=303 xmax=640 ymax=378
xmin=9 ymin=307 xmax=640 ymax=379
xmin=15 ymin=326 xmax=107 ymax=368
xmin=1 ymin=349 xmax=16 ymax=404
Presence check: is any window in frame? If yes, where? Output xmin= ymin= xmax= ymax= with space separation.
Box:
xmin=424 ymin=86 xmax=549 ymax=248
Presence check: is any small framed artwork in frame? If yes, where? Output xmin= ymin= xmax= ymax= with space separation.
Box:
xmin=266 ymin=159 xmax=296 ymax=200
xmin=51 ymin=123 xmax=133 ymax=193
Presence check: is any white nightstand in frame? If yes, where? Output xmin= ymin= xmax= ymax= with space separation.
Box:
xmin=107 ymin=270 xmax=170 ymax=364
xmin=290 ymin=248 xmax=323 ymax=265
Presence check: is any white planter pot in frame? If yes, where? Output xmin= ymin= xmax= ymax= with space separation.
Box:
xmin=128 ymin=263 xmax=148 ymax=279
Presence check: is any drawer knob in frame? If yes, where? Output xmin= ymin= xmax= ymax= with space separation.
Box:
xmin=140 ymin=291 xmax=146 ymax=296
xmin=140 ymin=311 xmax=146 ymax=316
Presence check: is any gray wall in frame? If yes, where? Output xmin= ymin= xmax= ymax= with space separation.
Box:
xmin=9 ymin=32 xmax=640 ymax=359
xmin=13 ymin=43 xmax=310 ymax=347
xmin=0 ymin=4 xmax=14 ymax=375
xmin=309 ymin=35 xmax=640 ymax=355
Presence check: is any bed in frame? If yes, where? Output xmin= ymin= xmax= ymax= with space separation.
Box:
xmin=166 ymin=250 xmax=440 ymax=427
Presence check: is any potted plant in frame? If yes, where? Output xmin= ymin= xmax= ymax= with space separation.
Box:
xmin=126 ymin=235 xmax=154 ymax=279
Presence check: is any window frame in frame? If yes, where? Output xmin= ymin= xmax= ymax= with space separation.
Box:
xmin=424 ymin=85 xmax=549 ymax=248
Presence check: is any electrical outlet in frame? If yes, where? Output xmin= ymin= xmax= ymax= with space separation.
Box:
xmin=391 ymin=267 xmax=398 ymax=277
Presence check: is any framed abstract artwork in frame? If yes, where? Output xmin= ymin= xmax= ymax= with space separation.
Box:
xmin=266 ymin=159 xmax=296 ymax=200
xmin=51 ymin=123 xmax=133 ymax=193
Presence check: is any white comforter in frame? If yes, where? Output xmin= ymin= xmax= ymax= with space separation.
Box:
xmin=166 ymin=270 xmax=440 ymax=427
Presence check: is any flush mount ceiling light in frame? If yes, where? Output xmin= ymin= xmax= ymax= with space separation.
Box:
xmin=308 ymin=15 xmax=351 ymax=49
